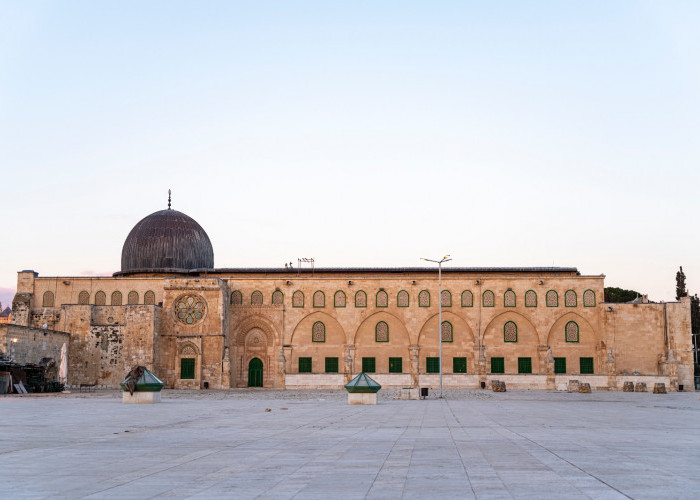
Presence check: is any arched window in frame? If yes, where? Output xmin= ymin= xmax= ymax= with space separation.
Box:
xmin=504 ymin=321 xmax=517 ymax=342
xmin=272 ymin=290 xmax=284 ymax=305
xmin=565 ymin=321 xmax=579 ymax=342
xmin=95 ymin=291 xmax=106 ymax=306
xmin=461 ymin=290 xmax=473 ymax=307
xmin=231 ymin=290 xmax=242 ymax=305
xmin=525 ymin=290 xmax=537 ymax=307
xmin=355 ymin=290 xmax=367 ymax=308
xmin=334 ymin=290 xmax=346 ymax=308
xmin=251 ymin=290 xmax=263 ymax=305
xmin=441 ymin=290 xmax=452 ymax=307
xmin=546 ymin=290 xmax=558 ymax=307
xmin=583 ymin=290 xmax=596 ymax=307
xmin=482 ymin=290 xmax=495 ymax=307
xmin=375 ymin=321 xmax=389 ymax=342
xmin=78 ymin=291 xmax=89 ymax=305
xmin=504 ymin=290 xmax=516 ymax=307
xmin=180 ymin=345 xmax=197 ymax=380
xmin=376 ymin=290 xmax=388 ymax=308
xmin=292 ymin=290 xmax=304 ymax=308
xmin=441 ymin=321 xmax=453 ymax=342
xmin=397 ymin=290 xmax=409 ymax=307
xmin=313 ymin=291 xmax=325 ymax=308
xmin=312 ymin=321 xmax=326 ymax=342
xmin=127 ymin=291 xmax=139 ymax=305
xmin=565 ymin=290 xmax=577 ymax=307
xmin=42 ymin=291 xmax=54 ymax=307
xmin=418 ymin=290 xmax=430 ymax=307
xmin=111 ymin=291 xmax=122 ymax=306
xmin=144 ymin=290 xmax=155 ymax=305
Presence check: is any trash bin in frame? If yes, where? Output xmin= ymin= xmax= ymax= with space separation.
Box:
xmin=420 ymin=387 xmax=429 ymax=399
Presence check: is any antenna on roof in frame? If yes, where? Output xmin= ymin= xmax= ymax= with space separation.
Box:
xmin=168 ymin=189 xmax=172 ymax=210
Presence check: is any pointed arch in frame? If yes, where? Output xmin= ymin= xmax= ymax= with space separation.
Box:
xmin=42 ymin=291 xmax=54 ymax=307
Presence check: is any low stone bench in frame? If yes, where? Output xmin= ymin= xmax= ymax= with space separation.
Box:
xmin=578 ymin=383 xmax=592 ymax=393
xmin=567 ymin=380 xmax=580 ymax=392
xmin=653 ymin=383 xmax=667 ymax=394
xmin=622 ymin=381 xmax=634 ymax=392
xmin=492 ymin=380 xmax=506 ymax=392
xmin=635 ymin=382 xmax=647 ymax=392
xmin=397 ymin=388 xmax=419 ymax=400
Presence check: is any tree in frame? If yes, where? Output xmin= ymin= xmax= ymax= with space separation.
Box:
xmin=676 ymin=266 xmax=688 ymax=301
xmin=691 ymin=294 xmax=700 ymax=335
xmin=604 ymin=287 xmax=642 ymax=303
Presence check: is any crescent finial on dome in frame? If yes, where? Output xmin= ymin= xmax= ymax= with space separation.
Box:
xmin=168 ymin=189 xmax=172 ymax=210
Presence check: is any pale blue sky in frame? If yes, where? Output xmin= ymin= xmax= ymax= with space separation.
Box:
xmin=1 ymin=1 xmax=699 ymax=307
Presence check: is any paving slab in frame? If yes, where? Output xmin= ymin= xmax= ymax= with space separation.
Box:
xmin=1 ymin=389 xmax=699 ymax=499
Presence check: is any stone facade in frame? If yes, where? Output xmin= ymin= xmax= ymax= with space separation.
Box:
xmin=10 ymin=268 xmax=694 ymax=391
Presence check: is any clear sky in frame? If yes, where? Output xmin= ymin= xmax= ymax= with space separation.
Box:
xmin=1 ymin=1 xmax=699 ymax=308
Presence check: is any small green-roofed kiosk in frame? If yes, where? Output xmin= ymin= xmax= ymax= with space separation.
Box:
xmin=120 ymin=366 xmax=164 ymax=403
xmin=345 ymin=373 xmax=381 ymax=404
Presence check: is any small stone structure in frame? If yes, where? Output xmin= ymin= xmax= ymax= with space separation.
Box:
xmin=578 ymin=383 xmax=592 ymax=393
xmin=567 ymin=380 xmax=580 ymax=392
xmin=492 ymin=380 xmax=506 ymax=392
xmin=635 ymin=382 xmax=647 ymax=392
xmin=653 ymin=383 xmax=667 ymax=394
xmin=397 ymin=387 xmax=419 ymax=400
xmin=120 ymin=366 xmax=164 ymax=404
xmin=622 ymin=381 xmax=635 ymax=392
xmin=345 ymin=372 xmax=381 ymax=405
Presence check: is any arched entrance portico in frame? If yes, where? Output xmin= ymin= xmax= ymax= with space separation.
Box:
xmin=248 ymin=358 xmax=263 ymax=387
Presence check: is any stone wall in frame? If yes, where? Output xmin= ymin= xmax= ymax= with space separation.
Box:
xmin=0 ymin=324 xmax=69 ymax=365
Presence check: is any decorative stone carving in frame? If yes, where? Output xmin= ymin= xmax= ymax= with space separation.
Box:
xmin=173 ymin=294 xmax=206 ymax=325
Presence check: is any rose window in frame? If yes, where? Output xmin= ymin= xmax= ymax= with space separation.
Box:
xmin=175 ymin=295 xmax=207 ymax=325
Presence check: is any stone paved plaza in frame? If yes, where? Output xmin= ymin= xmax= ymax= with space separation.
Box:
xmin=2 ymin=389 xmax=699 ymax=499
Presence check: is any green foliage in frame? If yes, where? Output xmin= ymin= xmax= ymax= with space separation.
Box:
xmin=604 ymin=287 xmax=641 ymax=303
xmin=691 ymin=294 xmax=700 ymax=334
xmin=676 ymin=266 xmax=688 ymax=301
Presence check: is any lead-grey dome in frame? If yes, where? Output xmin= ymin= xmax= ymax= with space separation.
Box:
xmin=120 ymin=208 xmax=214 ymax=274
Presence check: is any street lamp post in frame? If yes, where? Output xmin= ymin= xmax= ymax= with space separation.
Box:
xmin=421 ymin=255 xmax=452 ymax=398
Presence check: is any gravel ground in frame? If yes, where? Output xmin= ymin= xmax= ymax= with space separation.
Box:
xmin=25 ymin=387 xmax=494 ymax=400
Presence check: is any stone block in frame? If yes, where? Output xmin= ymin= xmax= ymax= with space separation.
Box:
xmin=397 ymin=388 xmax=419 ymax=400
xmin=622 ymin=381 xmax=634 ymax=392
xmin=122 ymin=391 xmax=162 ymax=404
xmin=578 ymin=383 xmax=591 ymax=393
xmin=635 ymin=382 xmax=647 ymax=392
xmin=348 ymin=392 xmax=377 ymax=405
xmin=492 ymin=380 xmax=506 ymax=392
xmin=567 ymin=380 xmax=580 ymax=392
xmin=653 ymin=383 xmax=667 ymax=394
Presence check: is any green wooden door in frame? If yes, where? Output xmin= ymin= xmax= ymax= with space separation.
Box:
xmin=248 ymin=358 xmax=263 ymax=387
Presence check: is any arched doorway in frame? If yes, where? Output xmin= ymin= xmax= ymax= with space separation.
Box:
xmin=248 ymin=358 xmax=263 ymax=387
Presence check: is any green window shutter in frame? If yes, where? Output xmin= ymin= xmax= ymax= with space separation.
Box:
xmin=426 ymin=357 xmax=440 ymax=373
xmin=490 ymin=357 xmax=505 ymax=374
xmin=180 ymin=358 xmax=195 ymax=379
xmin=388 ymin=357 xmax=402 ymax=373
xmin=362 ymin=357 xmax=376 ymax=373
xmin=453 ymin=357 xmax=467 ymax=373
xmin=554 ymin=357 xmax=567 ymax=374
xmin=298 ymin=357 xmax=312 ymax=373
xmin=517 ymin=357 xmax=532 ymax=374
xmin=580 ymin=357 xmax=594 ymax=374
xmin=325 ymin=357 xmax=338 ymax=373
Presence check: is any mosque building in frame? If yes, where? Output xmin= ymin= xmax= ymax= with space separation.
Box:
xmin=4 ymin=198 xmax=694 ymax=391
